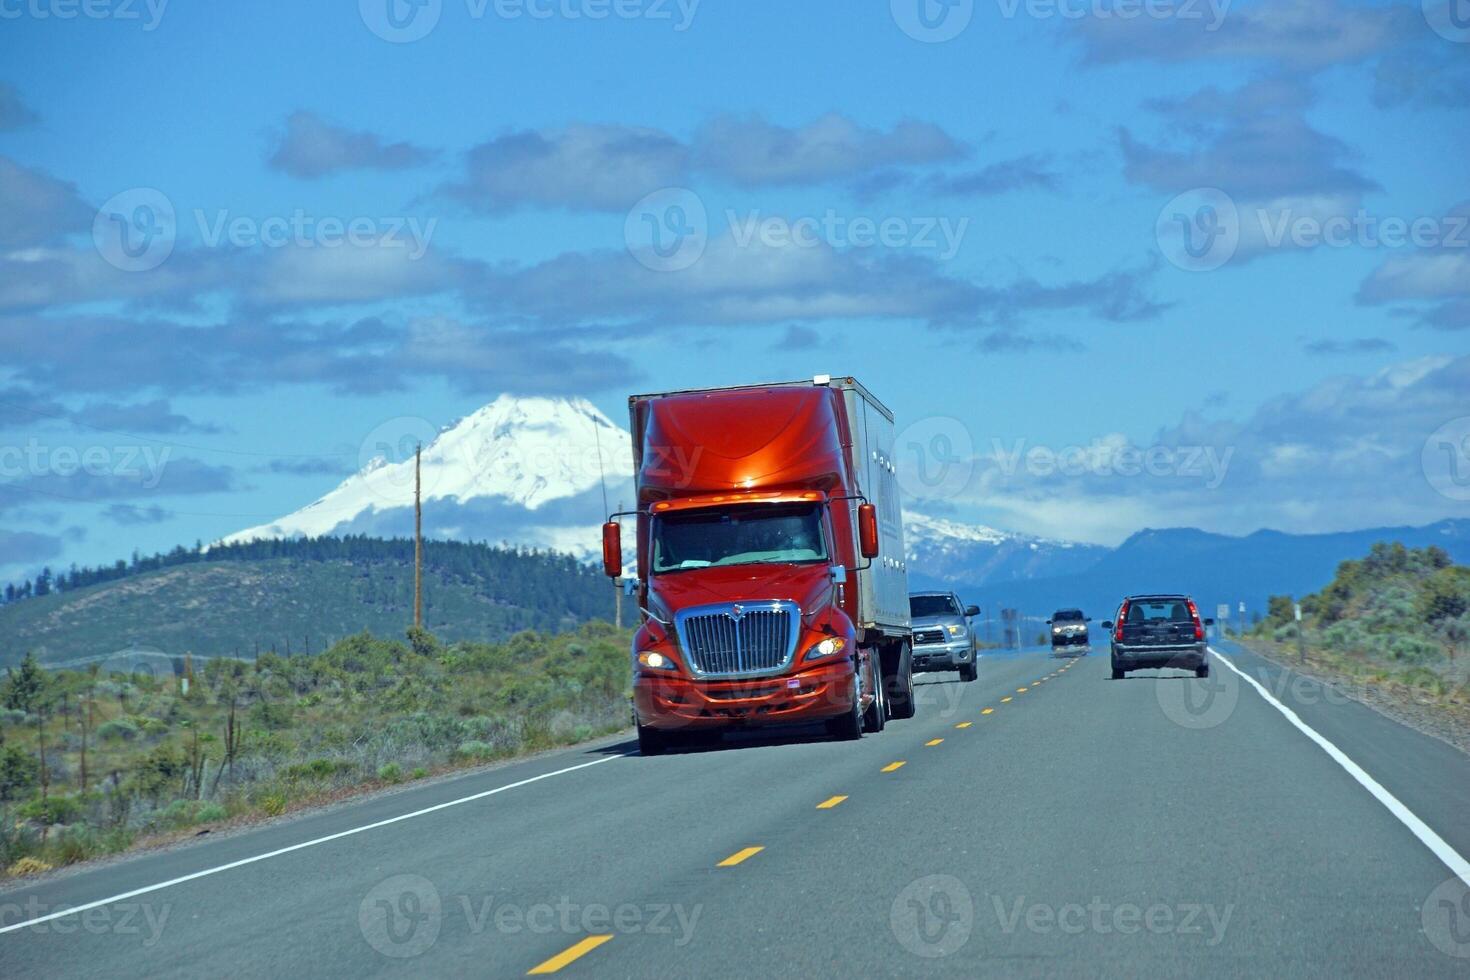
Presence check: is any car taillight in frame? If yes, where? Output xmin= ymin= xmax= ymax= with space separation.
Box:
xmin=1187 ymin=599 xmax=1204 ymax=640
xmin=1115 ymin=601 xmax=1129 ymax=641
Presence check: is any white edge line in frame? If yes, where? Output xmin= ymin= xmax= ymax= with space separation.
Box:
xmin=1211 ymin=647 xmax=1470 ymax=888
xmin=0 ymin=754 xmax=622 ymax=936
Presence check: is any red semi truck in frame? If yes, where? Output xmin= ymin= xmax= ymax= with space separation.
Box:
xmin=600 ymin=376 xmax=914 ymax=755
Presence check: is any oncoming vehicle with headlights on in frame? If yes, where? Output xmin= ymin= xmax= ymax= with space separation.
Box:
xmin=1047 ymin=608 xmax=1091 ymax=657
xmin=908 ymin=590 xmax=980 ymax=682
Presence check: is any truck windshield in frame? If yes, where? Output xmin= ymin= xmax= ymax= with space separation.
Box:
xmin=1053 ymin=609 xmax=1084 ymax=621
xmin=909 ymin=595 xmax=959 ymax=617
xmin=651 ymin=503 xmax=828 ymax=573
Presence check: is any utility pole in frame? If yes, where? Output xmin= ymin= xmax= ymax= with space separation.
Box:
xmin=414 ymin=442 xmax=423 ymax=630
xmin=1295 ymin=602 xmax=1306 ymax=665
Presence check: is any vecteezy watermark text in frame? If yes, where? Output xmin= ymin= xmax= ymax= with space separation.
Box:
xmin=0 ymin=439 xmax=172 ymax=489
xmin=358 ymin=875 xmax=702 ymax=958
xmin=194 ymin=210 xmax=437 ymax=260
xmin=359 ymin=0 xmax=699 ymax=43
xmin=992 ymin=895 xmax=1234 ymax=945
xmin=0 ymin=0 xmax=168 ymax=30
xmin=0 ymin=898 xmax=171 ymax=946
xmin=92 ymin=188 xmax=439 ymax=272
xmin=995 ymin=0 xmax=1228 ymax=28
xmin=728 ymin=210 xmax=970 ymax=261
xmin=991 ymin=439 xmax=1234 ymax=489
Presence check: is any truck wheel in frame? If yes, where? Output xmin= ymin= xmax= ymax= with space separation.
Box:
xmin=828 ymin=682 xmax=863 ymax=741
xmin=1195 ymin=664 xmax=1210 ymax=679
xmin=636 ymin=722 xmax=668 ymax=756
xmin=1111 ymin=667 xmax=1125 ymax=680
xmin=862 ymin=655 xmax=886 ymax=733
xmin=884 ymin=643 xmax=916 ymax=720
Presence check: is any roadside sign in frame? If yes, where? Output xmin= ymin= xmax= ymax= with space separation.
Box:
xmin=1293 ymin=603 xmax=1302 ymax=622
xmin=1216 ymin=604 xmax=1230 ymax=622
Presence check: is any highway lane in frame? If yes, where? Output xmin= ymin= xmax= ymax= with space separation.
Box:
xmin=1 ymin=646 xmax=1467 ymax=977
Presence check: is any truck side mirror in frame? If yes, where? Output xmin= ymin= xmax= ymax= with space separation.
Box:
xmin=857 ymin=503 xmax=880 ymax=559
xmin=601 ymin=522 xmax=622 ymax=578
xmin=964 ymin=605 xmax=979 ymax=618
xmin=1101 ymin=621 xmax=1113 ymax=630
xmin=1204 ymin=617 xmax=1215 ymax=626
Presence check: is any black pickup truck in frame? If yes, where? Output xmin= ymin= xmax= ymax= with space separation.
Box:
xmin=1101 ymin=594 xmax=1215 ymax=679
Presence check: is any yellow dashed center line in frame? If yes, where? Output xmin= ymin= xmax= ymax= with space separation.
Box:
xmin=955 ymin=722 xmax=972 ymax=729
xmin=817 ymin=795 xmax=848 ymax=809
xmin=1017 ymin=687 xmax=1028 ymax=693
xmin=1000 ymin=696 xmax=1012 ymax=703
xmin=925 ymin=738 xmax=944 ymax=746
xmin=717 ymin=846 xmax=764 ymax=867
xmin=528 ymin=935 xmax=614 ymax=974
xmin=882 ymin=761 xmax=906 ymax=772
xmin=981 ymin=707 xmax=994 ymax=715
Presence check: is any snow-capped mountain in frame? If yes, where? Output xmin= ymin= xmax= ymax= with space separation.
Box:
xmin=222 ymin=395 xmax=635 ymax=559
xmin=903 ymin=512 xmax=1108 ymax=589
xmin=223 ymin=392 xmax=1105 ymax=579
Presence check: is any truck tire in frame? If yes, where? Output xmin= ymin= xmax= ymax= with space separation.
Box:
xmin=1195 ymin=664 xmax=1210 ymax=679
xmin=862 ymin=654 xmax=886 ymax=733
xmin=1111 ymin=667 xmax=1125 ymax=680
xmin=884 ymin=642 xmax=916 ymax=720
xmin=636 ymin=722 xmax=668 ymax=756
xmin=828 ymin=681 xmax=863 ymax=741
xmin=959 ymin=657 xmax=978 ymax=683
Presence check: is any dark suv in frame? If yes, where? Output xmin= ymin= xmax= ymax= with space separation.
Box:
xmin=1047 ymin=608 xmax=1090 ymax=657
xmin=1101 ymin=595 xmax=1214 ymax=679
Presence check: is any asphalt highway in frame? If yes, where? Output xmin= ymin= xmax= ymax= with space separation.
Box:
xmin=2 ymin=642 xmax=1467 ymax=978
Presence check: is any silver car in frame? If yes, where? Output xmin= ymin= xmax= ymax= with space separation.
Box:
xmin=908 ymin=591 xmax=980 ymax=683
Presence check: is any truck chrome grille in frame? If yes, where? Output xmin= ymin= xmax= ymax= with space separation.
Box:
xmin=913 ymin=628 xmax=946 ymax=646
xmin=674 ymin=601 xmax=800 ymax=677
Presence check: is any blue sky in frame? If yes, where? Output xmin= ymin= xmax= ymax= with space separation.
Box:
xmin=1 ymin=0 xmax=1468 ymax=585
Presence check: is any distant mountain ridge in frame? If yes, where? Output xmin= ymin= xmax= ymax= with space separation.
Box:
xmin=944 ymin=519 xmax=1470 ymax=621
xmin=903 ymin=512 xmax=1109 ymax=590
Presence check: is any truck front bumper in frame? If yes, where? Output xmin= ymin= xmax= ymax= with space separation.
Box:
xmin=633 ymin=658 xmax=858 ymax=732
xmin=912 ymin=639 xmax=973 ymax=672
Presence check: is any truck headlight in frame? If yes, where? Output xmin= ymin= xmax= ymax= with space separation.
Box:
xmin=1052 ymin=627 xmax=1062 ymax=634
xmin=803 ymin=636 xmax=846 ymax=661
xmin=636 ymin=650 xmax=677 ymax=671
xmin=946 ymin=624 xmax=966 ymax=637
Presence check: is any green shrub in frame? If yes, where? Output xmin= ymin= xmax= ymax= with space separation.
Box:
xmin=249 ymin=701 xmax=294 ymax=730
xmin=411 ymin=767 xmax=428 ymax=780
xmin=282 ymin=758 xmax=354 ymax=782
xmin=158 ymin=799 xmax=199 ymax=828
xmin=377 ymin=763 xmax=403 ymax=784
xmin=98 ymin=718 xmax=140 ymax=741
xmin=54 ymin=824 xmax=102 ymax=865
xmin=452 ymin=740 xmax=494 ymax=762
xmin=18 ymin=795 xmax=83 ymax=826
xmin=1386 ymin=635 xmax=1440 ymax=663
xmin=196 ymin=803 xmax=227 ymax=823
